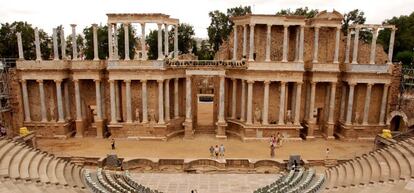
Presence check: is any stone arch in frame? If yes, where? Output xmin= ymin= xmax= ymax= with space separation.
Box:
xmin=387 ymin=111 xmax=409 ymax=132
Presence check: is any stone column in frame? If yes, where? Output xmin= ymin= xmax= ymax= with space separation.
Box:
xmin=339 ymin=84 xmax=347 ymax=121
xmin=141 ymin=23 xmax=147 ymax=60
xmin=70 ymin=24 xmax=78 ymax=60
xmin=242 ymin=24 xmax=247 ymax=58
xmin=352 ymin=27 xmax=360 ymax=64
xmin=109 ymin=80 xmax=117 ymax=123
xmin=333 ymin=27 xmax=340 ymax=63
xmin=346 ymin=83 xmax=356 ymax=125
xmin=278 ymin=82 xmax=286 ymax=125
xmin=37 ymin=80 xmax=47 ymax=122
xmin=91 ymin=24 xmax=99 ymax=61
xmin=379 ymin=84 xmax=389 ymax=125
xmin=55 ymin=80 xmax=64 ymax=122
xmin=108 ymin=23 xmax=113 ymax=60
xmin=164 ymin=24 xmax=169 ymax=58
xmin=294 ymin=82 xmax=302 ymax=125
xmin=74 ymin=80 xmax=82 ymax=121
xmin=265 ymin=24 xmax=271 ymax=62
xmin=388 ymin=28 xmax=396 ymax=64
xmin=141 ymin=80 xmax=148 ymax=123
xmin=240 ymin=80 xmax=246 ymax=122
xmin=113 ymin=24 xmax=119 ymax=60
xmin=124 ymin=23 xmax=130 ymax=60
xmin=185 ymin=76 xmax=192 ymax=122
xmin=248 ymin=24 xmax=255 ymax=61
xmin=174 ymin=25 xmax=179 ymax=59
xmin=262 ymin=80 xmax=270 ymax=125
xmin=362 ymin=83 xmax=373 ymax=125
xmin=115 ymin=80 xmax=121 ymax=121
xmin=231 ymin=79 xmax=237 ymax=119
xmin=246 ymin=80 xmax=254 ymax=125
xmin=53 ymin=28 xmax=59 ymax=60
xmin=16 ymin=32 xmax=24 ymax=60
xmin=158 ymin=80 xmax=165 ymax=124
xmin=233 ymin=25 xmax=238 ymax=61
xmin=61 ymin=28 xmax=66 ymax=59
xmin=34 ymin=28 xmax=41 ymax=61
xmin=64 ymin=82 xmax=70 ymax=120
xmin=125 ymin=80 xmax=132 ymax=123
xmin=174 ymin=78 xmax=179 ymax=118
xmin=218 ymin=76 xmax=225 ymax=123
xmin=21 ymin=80 xmax=31 ymax=122
xmin=298 ymin=26 xmax=305 ymax=63
xmin=294 ymin=28 xmax=300 ymax=61
xmin=369 ymin=27 xmax=378 ymax=64
xmin=157 ymin=23 xmax=163 ymax=60
xmin=282 ymin=25 xmax=289 ymax=62
xmin=344 ymin=29 xmax=352 ymax=63
xmin=312 ymin=27 xmax=320 ymax=63
xmin=328 ymin=82 xmax=337 ymax=124
xmin=164 ymin=79 xmax=170 ymax=122
xmin=95 ymin=80 xmax=102 ymax=120
xmin=308 ymin=82 xmax=316 ymax=123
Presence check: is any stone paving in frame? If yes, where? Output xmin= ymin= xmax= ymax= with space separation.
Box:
xmin=131 ymin=173 xmax=280 ymax=193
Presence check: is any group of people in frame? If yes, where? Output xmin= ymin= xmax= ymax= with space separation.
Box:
xmin=269 ymin=132 xmax=283 ymax=158
xmin=209 ymin=144 xmax=225 ymax=159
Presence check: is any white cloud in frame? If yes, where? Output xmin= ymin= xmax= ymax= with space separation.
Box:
xmin=0 ymin=0 xmax=412 ymax=38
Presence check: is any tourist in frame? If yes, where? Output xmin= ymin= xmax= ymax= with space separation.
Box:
xmin=214 ymin=145 xmax=219 ymax=159
xmin=269 ymin=135 xmax=274 ymax=145
xmin=209 ymin=146 xmax=214 ymax=158
xmin=219 ymin=144 xmax=225 ymax=158
xmin=0 ymin=124 xmax=5 ymax=137
xmin=111 ymin=139 xmax=115 ymax=150
xmin=270 ymin=143 xmax=275 ymax=158
xmin=277 ymin=132 xmax=283 ymax=147
xmin=326 ymin=148 xmax=330 ymax=159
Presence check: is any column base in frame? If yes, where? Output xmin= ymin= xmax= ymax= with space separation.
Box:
xmin=95 ymin=120 xmax=104 ymax=138
xmin=75 ymin=120 xmax=84 ymax=138
xmin=216 ymin=121 xmax=228 ymax=139
xmin=323 ymin=124 xmax=335 ymax=140
xmin=183 ymin=121 xmax=193 ymax=139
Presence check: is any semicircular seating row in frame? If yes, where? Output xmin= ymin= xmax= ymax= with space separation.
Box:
xmin=325 ymin=137 xmax=414 ymax=191
xmin=84 ymin=168 xmax=163 ymax=193
xmin=0 ymin=138 xmax=88 ymax=193
xmin=254 ymin=168 xmax=326 ymax=193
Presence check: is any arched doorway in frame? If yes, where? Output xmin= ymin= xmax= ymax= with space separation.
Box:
xmin=387 ymin=111 xmax=409 ymax=132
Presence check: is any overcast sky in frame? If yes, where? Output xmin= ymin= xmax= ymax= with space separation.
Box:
xmin=0 ymin=0 xmax=412 ymax=38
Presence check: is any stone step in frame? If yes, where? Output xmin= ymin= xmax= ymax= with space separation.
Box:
xmin=0 ymin=142 xmax=18 ymax=172
xmin=379 ymin=149 xmax=401 ymax=181
xmin=72 ymin=166 xmax=85 ymax=188
xmin=9 ymin=147 xmax=31 ymax=179
xmin=56 ymin=160 xmax=68 ymax=186
xmin=356 ymin=157 xmax=370 ymax=185
xmin=393 ymin=143 xmax=414 ymax=177
xmin=373 ymin=151 xmax=392 ymax=182
xmin=19 ymin=150 xmax=38 ymax=179
xmin=385 ymin=146 xmax=410 ymax=180
xmin=1 ymin=180 xmax=24 ymax=193
xmin=29 ymin=152 xmax=46 ymax=180
xmin=13 ymin=181 xmax=43 ymax=193
xmin=369 ymin=153 xmax=386 ymax=182
xmin=47 ymin=158 xmax=60 ymax=184
xmin=343 ymin=162 xmax=354 ymax=187
xmin=336 ymin=164 xmax=346 ymax=188
xmin=64 ymin=163 xmax=76 ymax=187
xmin=39 ymin=155 xmax=53 ymax=183
xmin=349 ymin=160 xmax=362 ymax=186
xmin=0 ymin=144 xmax=24 ymax=176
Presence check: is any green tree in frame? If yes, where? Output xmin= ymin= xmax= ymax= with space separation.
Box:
xmin=207 ymin=6 xmax=251 ymax=52
xmin=169 ymin=23 xmax=195 ymax=55
xmin=342 ymin=9 xmax=366 ymax=35
xmin=117 ymin=24 xmax=137 ymax=60
xmin=66 ymin=34 xmax=84 ymax=59
xmin=0 ymin=21 xmax=51 ymax=60
xmin=196 ymin=40 xmax=214 ymax=60
xmin=275 ymin=7 xmax=319 ymax=18
xmin=145 ymin=30 xmax=159 ymax=60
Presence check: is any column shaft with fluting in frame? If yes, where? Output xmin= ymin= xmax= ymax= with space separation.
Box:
xmin=362 ymin=83 xmax=373 ymax=125
xmin=240 ymin=80 xmax=246 ymax=121
xmin=246 ymin=80 xmax=254 ymax=125
xmin=379 ymin=84 xmax=389 ymax=125
xmin=278 ymin=82 xmax=286 ymax=125
xmin=74 ymin=80 xmax=82 ymax=120
xmin=34 ymin=28 xmax=41 ymax=61
xmin=142 ymin=80 xmax=148 ymax=123
xmin=92 ymin=24 xmax=99 ymax=60
xmin=124 ymin=23 xmax=130 ymax=60
xmin=346 ymin=83 xmax=356 ymax=125
xmin=53 ymin=28 xmax=59 ymax=60
xmin=109 ymin=80 xmax=117 ymax=123
xmin=333 ymin=27 xmax=340 ymax=63
xmin=248 ymin=24 xmax=255 ymax=61
xmin=21 ymin=80 xmax=31 ymax=122
xmin=164 ymin=79 xmax=170 ymax=122
xmin=231 ymin=79 xmax=237 ymax=119
xmin=262 ymin=81 xmax=270 ymax=125
xmin=352 ymin=28 xmax=360 ymax=64
xmin=218 ymin=76 xmax=225 ymax=123
xmin=265 ymin=25 xmax=271 ymax=62
xmin=95 ymin=80 xmax=102 ymax=120
xmin=328 ymin=82 xmax=337 ymax=124
xmin=174 ymin=78 xmax=179 ymax=118
xmin=38 ymin=80 xmax=47 ymax=122
xmin=233 ymin=25 xmax=238 ymax=60
xmin=294 ymin=82 xmax=302 ymax=124
xmin=55 ymin=80 xmax=64 ymax=122
xmin=282 ymin=25 xmax=289 ymax=62
xmin=312 ymin=27 xmax=319 ymax=63
xmin=125 ymin=80 xmax=132 ymax=123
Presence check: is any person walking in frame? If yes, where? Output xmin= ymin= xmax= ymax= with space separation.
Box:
xmin=111 ymin=138 xmax=115 ymax=150
xmin=219 ymin=144 xmax=225 ymax=158
xmin=326 ymin=148 xmax=330 ymax=159
xmin=214 ymin=145 xmax=219 ymax=159
xmin=209 ymin=146 xmax=214 ymax=158
xmin=270 ymin=143 xmax=275 ymax=158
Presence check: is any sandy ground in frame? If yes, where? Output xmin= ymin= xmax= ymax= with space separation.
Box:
xmin=36 ymin=135 xmax=374 ymax=160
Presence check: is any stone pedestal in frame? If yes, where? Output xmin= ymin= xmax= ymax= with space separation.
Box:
xmin=75 ymin=120 xmax=84 ymax=138
xmin=183 ymin=121 xmax=193 ymax=139
xmin=323 ymin=124 xmax=335 ymax=140
xmin=95 ymin=120 xmax=104 ymax=138
xmin=305 ymin=122 xmax=317 ymax=140
xmin=216 ymin=122 xmax=228 ymax=139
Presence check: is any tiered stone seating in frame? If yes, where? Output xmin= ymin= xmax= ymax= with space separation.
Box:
xmin=0 ymin=138 xmax=87 ymax=193
xmin=325 ymin=137 xmax=414 ymax=190
xmin=253 ymin=168 xmax=324 ymax=193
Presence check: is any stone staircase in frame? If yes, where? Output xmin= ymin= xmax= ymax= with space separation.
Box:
xmin=0 ymin=137 xmax=88 ymax=193
xmin=324 ymin=137 xmax=414 ymax=192
xmin=195 ymin=126 xmax=216 ymax=135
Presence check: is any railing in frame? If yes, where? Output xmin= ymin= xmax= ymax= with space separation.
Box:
xmin=166 ymin=59 xmax=246 ymax=68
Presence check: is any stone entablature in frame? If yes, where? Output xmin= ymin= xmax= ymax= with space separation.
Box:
xmin=231 ymin=14 xmax=306 ymax=26
xmin=106 ymin=13 xmax=179 ymax=25
xmin=166 ymin=60 xmax=246 ymax=69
